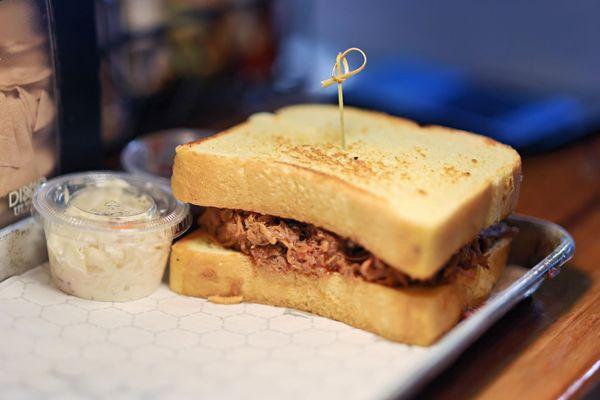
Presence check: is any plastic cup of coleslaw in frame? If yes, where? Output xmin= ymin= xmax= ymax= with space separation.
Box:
xmin=32 ymin=171 xmax=191 ymax=301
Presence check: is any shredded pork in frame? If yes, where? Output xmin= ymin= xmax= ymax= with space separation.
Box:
xmin=199 ymin=208 xmax=518 ymax=287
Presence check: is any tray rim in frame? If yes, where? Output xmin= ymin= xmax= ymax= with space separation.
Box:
xmin=0 ymin=215 xmax=576 ymax=400
xmin=385 ymin=214 xmax=575 ymax=399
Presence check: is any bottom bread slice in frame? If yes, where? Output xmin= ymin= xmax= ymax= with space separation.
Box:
xmin=169 ymin=231 xmax=511 ymax=346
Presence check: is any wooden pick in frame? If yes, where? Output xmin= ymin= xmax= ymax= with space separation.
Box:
xmin=321 ymin=48 xmax=367 ymax=149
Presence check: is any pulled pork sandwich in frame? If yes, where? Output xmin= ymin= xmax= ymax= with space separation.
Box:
xmin=169 ymin=104 xmax=521 ymax=345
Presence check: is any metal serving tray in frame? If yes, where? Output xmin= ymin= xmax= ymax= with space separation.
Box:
xmin=391 ymin=214 xmax=575 ymax=398
xmin=0 ymin=215 xmax=574 ymax=400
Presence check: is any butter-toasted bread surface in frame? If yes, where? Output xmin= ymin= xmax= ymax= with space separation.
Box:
xmin=172 ymin=104 xmax=520 ymax=279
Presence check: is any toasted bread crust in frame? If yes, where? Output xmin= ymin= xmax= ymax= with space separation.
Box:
xmin=171 ymin=104 xmax=521 ymax=279
xmin=169 ymin=231 xmax=511 ymax=345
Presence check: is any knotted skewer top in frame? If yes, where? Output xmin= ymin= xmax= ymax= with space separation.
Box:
xmin=321 ymin=47 xmax=367 ymax=88
xmin=321 ymin=47 xmax=367 ymax=149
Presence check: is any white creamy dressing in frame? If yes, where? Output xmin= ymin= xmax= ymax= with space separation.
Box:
xmin=45 ymin=180 xmax=171 ymax=301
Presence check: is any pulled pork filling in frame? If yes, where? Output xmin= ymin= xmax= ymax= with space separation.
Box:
xmin=199 ymin=208 xmax=518 ymax=288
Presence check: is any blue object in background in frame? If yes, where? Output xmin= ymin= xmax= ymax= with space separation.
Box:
xmin=345 ymin=59 xmax=595 ymax=151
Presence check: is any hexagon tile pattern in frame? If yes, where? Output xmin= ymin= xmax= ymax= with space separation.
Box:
xmin=0 ymin=265 xmax=437 ymax=399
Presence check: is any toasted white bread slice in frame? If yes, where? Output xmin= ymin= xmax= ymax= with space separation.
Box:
xmin=172 ymin=104 xmax=520 ymax=279
xmin=169 ymin=230 xmax=511 ymax=346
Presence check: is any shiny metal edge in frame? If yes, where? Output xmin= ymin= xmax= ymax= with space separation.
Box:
xmin=386 ymin=214 xmax=575 ymax=400
xmin=0 ymin=217 xmax=47 ymax=282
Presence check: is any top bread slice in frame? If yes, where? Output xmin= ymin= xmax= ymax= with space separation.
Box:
xmin=172 ymin=104 xmax=521 ymax=279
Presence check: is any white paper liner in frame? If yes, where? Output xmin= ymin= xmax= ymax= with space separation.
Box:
xmin=0 ymin=263 xmax=526 ymax=400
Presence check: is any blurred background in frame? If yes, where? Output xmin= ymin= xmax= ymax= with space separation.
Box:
xmin=1 ymin=0 xmax=599 ymax=225
xmin=52 ymin=0 xmax=600 ymax=165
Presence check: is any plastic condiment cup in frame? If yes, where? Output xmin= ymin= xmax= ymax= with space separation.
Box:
xmin=32 ymin=171 xmax=191 ymax=301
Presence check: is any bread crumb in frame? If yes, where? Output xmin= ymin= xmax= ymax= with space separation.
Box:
xmin=442 ymin=164 xmax=471 ymax=182
xmin=414 ymin=146 xmax=427 ymax=158
xmin=417 ymin=188 xmax=427 ymax=195
xmin=208 ymin=295 xmax=244 ymax=304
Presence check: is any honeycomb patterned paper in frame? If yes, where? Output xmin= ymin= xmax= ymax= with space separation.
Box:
xmin=0 ymin=263 xmax=525 ymax=399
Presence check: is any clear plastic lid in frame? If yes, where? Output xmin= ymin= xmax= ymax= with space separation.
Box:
xmin=32 ymin=171 xmax=191 ymax=238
